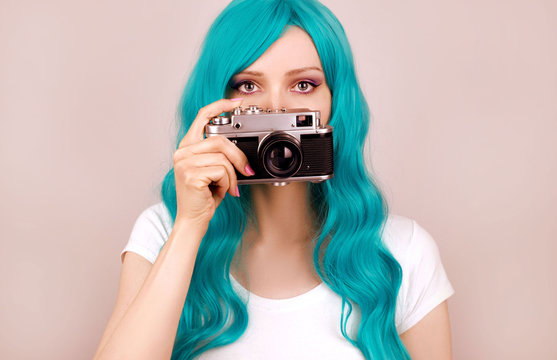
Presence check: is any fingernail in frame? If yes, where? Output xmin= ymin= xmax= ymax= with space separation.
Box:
xmin=230 ymin=97 xmax=244 ymax=101
xmin=245 ymin=164 xmax=255 ymax=176
xmin=236 ymin=185 xmax=240 ymax=197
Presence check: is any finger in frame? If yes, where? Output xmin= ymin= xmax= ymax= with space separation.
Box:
xmin=182 ymin=152 xmax=238 ymax=197
xmin=199 ymin=165 xmax=230 ymax=200
xmin=174 ymin=135 xmax=254 ymax=177
xmin=178 ymin=98 xmax=244 ymax=149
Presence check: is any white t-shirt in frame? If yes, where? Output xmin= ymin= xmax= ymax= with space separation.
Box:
xmin=121 ymin=202 xmax=455 ymax=359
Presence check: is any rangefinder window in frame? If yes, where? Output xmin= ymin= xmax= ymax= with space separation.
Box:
xmin=296 ymin=115 xmax=313 ymax=127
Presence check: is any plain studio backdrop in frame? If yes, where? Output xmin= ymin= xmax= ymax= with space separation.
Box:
xmin=1 ymin=0 xmax=555 ymax=359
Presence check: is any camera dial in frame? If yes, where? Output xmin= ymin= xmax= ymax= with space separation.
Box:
xmin=246 ymin=105 xmax=263 ymax=114
xmin=211 ymin=116 xmax=230 ymax=125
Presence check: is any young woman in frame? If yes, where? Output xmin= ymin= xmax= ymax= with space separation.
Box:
xmin=94 ymin=1 xmax=455 ymax=359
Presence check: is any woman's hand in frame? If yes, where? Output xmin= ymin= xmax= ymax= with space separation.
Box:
xmin=172 ymin=98 xmax=254 ymax=228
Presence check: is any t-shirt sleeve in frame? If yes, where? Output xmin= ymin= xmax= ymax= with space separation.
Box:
xmin=120 ymin=203 xmax=173 ymax=264
xmin=397 ymin=219 xmax=455 ymax=334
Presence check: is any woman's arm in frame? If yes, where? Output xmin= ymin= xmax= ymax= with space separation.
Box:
xmin=399 ymin=300 xmax=453 ymax=360
xmin=93 ymin=220 xmax=206 ymax=360
xmin=93 ymin=252 xmax=152 ymax=359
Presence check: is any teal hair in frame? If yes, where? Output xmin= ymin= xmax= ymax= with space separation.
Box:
xmin=159 ymin=0 xmax=410 ymax=359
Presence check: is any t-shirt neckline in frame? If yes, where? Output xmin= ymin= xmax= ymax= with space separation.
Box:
xmin=229 ymin=273 xmax=328 ymax=311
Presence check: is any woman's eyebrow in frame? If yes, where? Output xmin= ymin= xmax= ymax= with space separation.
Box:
xmin=284 ymin=66 xmax=323 ymax=76
xmin=236 ymin=66 xmax=323 ymax=77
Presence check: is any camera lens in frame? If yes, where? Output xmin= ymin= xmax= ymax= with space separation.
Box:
xmin=260 ymin=133 xmax=302 ymax=178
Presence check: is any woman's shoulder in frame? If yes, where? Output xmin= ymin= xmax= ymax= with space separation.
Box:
xmin=382 ymin=213 xmax=414 ymax=257
xmin=381 ymin=213 xmax=442 ymax=266
xmin=137 ymin=201 xmax=173 ymax=231
xmin=121 ymin=202 xmax=173 ymax=262
xmin=382 ymin=213 xmax=456 ymax=333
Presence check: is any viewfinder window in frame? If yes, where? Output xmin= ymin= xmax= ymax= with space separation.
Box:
xmin=296 ymin=115 xmax=313 ymax=127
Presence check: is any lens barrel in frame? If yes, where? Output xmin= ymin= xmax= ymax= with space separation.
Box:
xmin=259 ymin=133 xmax=302 ymax=178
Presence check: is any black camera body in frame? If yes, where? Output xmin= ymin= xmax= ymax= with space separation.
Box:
xmin=205 ymin=105 xmax=334 ymax=186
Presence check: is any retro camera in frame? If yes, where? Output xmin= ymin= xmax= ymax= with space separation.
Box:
xmin=205 ymin=105 xmax=334 ymax=186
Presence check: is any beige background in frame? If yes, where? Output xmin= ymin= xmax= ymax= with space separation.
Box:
xmin=1 ymin=0 xmax=555 ymax=359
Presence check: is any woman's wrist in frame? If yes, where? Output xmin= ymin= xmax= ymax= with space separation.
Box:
xmin=172 ymin=217 xmax=209 ymax=242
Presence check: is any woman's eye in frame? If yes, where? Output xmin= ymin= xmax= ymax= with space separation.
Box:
xmin=233 ymin=81 xmax=259 ymax=94
xmin=294 ymin=81 xmax=317 ymax=94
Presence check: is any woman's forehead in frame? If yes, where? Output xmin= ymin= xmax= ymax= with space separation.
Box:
xmin=240 ymin=26 xmax=323 ymax=75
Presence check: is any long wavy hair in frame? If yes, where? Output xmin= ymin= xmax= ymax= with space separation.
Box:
xmin=158 ymin=0 xmax=410 ymax=358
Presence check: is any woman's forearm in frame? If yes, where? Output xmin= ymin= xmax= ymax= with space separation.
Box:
xmin=95 ymin=220 xmax=206 ymax=360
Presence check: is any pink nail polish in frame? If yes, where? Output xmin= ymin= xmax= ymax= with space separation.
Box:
xmin=245 ymin=164 xmax=255 ymax=176
xmin=236 ymin=186 xmax=240 ymax=197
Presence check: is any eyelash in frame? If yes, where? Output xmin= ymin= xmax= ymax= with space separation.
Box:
xmin=230 ymin=80 xmax=320 ymax=95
